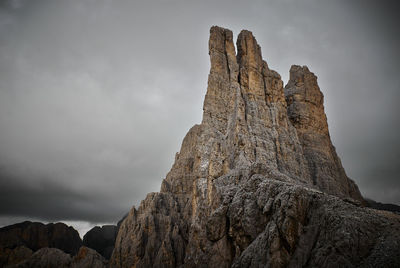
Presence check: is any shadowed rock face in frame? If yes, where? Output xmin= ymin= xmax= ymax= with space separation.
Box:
xmin=83 ymin=225 xmax=117 ymax=259
xmin=0 ymin=221 xmax=82 ymax=254
xmin=11 ymin=246 xmax=107 ymax=268
xmin=109 ymin=26 xmax=400 ymax=267
xmin=0 ymin=246 xmax=32 ymax=267
xmin=0 ymin=221 xmax=82 ymax=267
xmin=14 ymin=247 xmax=72 ymax=268
xmin=72 ymin=246 xmax=107 ymax=268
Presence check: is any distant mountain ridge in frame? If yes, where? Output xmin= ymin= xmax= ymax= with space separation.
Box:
xmin=0 ymin=221 xmax=82 ymax=255
xmin=0 ymin=221 xmax=118 ymax=267
xmin=366 ymin=198 xmax=400 ymax=214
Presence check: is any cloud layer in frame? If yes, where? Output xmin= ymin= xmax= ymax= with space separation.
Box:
xmin=0 ymin=0 xmax=399 ymax=228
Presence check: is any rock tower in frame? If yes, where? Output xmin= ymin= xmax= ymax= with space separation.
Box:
xmin=110 ymin=26 xmax=400 ymax=268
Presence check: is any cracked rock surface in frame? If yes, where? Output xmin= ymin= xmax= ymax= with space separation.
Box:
xmin=10 ymin=246 xmax=107 ymax=268
xmin=110 ymin=26 xmax=400 ymax=267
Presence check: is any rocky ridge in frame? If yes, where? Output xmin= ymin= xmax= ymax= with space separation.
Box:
xmin=366 ymin=199 xmax=400 ymax=215
xmin=0 ymin=221 xmax=82 ymax=266
xmin=0 ymin=221 xmax=111 ymax=267
xmin=110 ymin=26 xmax=399 ymax=267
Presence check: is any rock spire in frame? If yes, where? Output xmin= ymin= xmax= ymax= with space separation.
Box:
xmin=285 ymin=65 xmax=363 ymax=201
xmin=110 ymin=26 xmax=400 ymax=268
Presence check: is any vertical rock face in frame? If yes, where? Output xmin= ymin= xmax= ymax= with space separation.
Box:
xmin=110 ymin=26 xmax=400 ymax=267
xmin=284 ymin=65 xmax=364 ymax=202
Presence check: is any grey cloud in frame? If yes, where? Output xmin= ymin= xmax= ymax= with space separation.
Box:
xmin=0 ymin=0 xmax=399 ymax=228
xmin=0 ymin=168 xmax=125 ymax=222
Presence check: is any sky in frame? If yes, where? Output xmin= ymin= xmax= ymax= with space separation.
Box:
xmin=0 ymin=0 xmax=399 ymax=236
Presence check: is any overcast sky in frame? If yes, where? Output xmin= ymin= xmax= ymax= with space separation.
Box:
xmin=0 ymin=0 xmax=399 ymax=236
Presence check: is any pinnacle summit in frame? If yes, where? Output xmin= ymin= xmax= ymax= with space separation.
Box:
xmin=109 ymin=27 xmax=400 ymax=267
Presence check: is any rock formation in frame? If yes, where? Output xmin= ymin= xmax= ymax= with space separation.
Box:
xmin=110 ymin=26 xmax=400 ymax=267
xmin=72 ymin=246 xmax=108 ymax=268
xmin=0 ymin=221 xmax=82 ymax=255
xmin=284 ymin=65 xmax=363 ymax=202
xmin=0 ymin=221 xmax=82 ymax=266
xmin=83 ymin=225 xmax=117 ymax=259
xmin=0 ymin=221 xmax=82 ymax=267
xmin=0 ymin=246 xmax=33 ymax=267
xmin=0 ymin=220 xmax=121 ymax=266
xmin=13 ymin=247 xmax=72 ymax=268
xmin=10 ymin=246 xmax=107 ymax=268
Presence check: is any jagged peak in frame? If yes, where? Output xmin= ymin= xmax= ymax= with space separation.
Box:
xmin=105 ymin=26 xmax=400 ymax=268
xmin=208 ymin=26 xmax=238 ymax=80
xmin=287 ymin=65 xmax=317 ymax=84
xmin=286 ymin=65 xmax=319 ymax=89
xmin=203 ymin=26 xmax=362 ymax=202
xmin=289 ymin=64 xmax=311 ymax=73
xmin=209 ymin=26 xmax=234 ymax=54
xmin=236 ymin=29 xmax=264 ymax=71
xmin=285 ymin=64 xmax=323 ymax=107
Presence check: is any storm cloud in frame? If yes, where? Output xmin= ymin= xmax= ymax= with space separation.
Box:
xmin=0 ymin=0 xmax=399 ymax=231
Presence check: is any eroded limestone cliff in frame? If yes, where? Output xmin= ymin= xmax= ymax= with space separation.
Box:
xmin=110 ymin=26 xmax=400 ymax=267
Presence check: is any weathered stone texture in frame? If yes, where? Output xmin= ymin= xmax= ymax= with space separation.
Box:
xmin=110 ymin=26 xmax=399 ymax=267
xmin=72 ymin=246 xmax=108 ymax=268
xmin=285 ymin=65 xmax=364 ymax=202
xmin=9 ymin=246 xmax=107 ymax=268
xmin=0 ymin=246 xmax=32 ymax=267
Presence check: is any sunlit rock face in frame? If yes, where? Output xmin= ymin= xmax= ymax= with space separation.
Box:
xmin=285 ymin=65 xmax=364 ymax=202
xmin=110 ymin=26 xmax=400 ymax=268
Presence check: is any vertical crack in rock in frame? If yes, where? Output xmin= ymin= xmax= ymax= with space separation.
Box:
xmin=110 ymin=26 xmax=400 ymax=268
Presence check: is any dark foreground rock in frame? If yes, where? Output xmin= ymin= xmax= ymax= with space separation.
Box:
xmin=83 ymin=225 xmax=117 ymax=259
xmin=0 ymin=221 xmax=82 ymax=255
xmin=110 ymin=26 xmax=400 ymax=267
xmin=0 ymin=246 xmax=32 ymax=267
xmin=9 ymin=246 xmax=106 ymax=268
xmin=0 ymin=220 xmax=122 ymax=266
xmin=0 ymin=221 xmax=82 ymax=267
xmin=72 ymin=246 xmax=107 ymax=268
